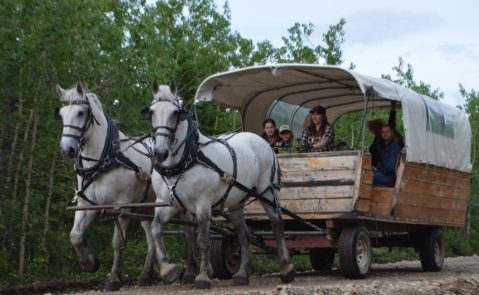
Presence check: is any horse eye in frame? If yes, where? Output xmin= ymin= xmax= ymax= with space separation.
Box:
xmin=78 ymin=111 xmax=84 ymax=117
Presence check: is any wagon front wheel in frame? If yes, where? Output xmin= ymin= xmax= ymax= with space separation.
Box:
xmin=338 ymin=226 xmax=372 ymax=279
xmin=418 ymin=228 xmax=444 ymax=272
xmin=309 ymin=248 xmax=335 ymax=271
xmin=210 ymin=238 xmax=241 ymax=280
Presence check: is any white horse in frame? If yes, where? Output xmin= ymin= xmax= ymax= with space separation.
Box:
xmin=55 ymin=83 xmax=198 ymax=290
xmin=142 ymin=81 xmax=295 ymax=289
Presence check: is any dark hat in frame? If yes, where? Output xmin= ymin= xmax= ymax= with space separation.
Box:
xmin=309 ymin=105 xmax=326 ymax=114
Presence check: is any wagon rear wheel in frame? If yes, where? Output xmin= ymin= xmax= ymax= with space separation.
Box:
xmin=338 ymin=226 xmax=372 ymax=279
xmin=418 ymin=228 xmax=444 ymax=272
xmin=210 ymin=238 xmax=241 ymax=280
xmin=309 ymin=248 xmax=335 ymax=271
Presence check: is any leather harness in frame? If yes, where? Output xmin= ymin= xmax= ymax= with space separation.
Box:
xmin=147 ymin=99 xmax=279 ymax=216
xmin=56 ymin=95 xmax=150 ymax=205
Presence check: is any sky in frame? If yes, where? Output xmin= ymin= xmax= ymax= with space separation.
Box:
xmin=215 ymin=0 xmax=479 ymax=107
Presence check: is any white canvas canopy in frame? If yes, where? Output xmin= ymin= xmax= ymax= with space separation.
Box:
xmin=194 ymin=64 xmax=472 ymax=172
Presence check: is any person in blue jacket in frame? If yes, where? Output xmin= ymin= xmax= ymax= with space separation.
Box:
xmin=373 ymin=124 xmax=402 ymax=185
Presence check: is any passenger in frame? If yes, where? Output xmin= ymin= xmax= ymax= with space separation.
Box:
xmin=373 ymin=125 xmax=402 ymax=185
xmin=368 ymin=101 xmax=403 ymax=169
xmin=260 ymin=118 xmax=281 ymax=152
xmin=298 ymin=105 xmax=335 ymax=153
xmin=278 ymin=124 xmax=297 ymax=153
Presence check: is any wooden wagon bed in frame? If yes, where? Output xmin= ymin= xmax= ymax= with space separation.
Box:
xmin=244 ymin=150 xmax=471 ymax=228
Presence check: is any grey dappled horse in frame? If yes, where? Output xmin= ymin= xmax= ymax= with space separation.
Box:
xmin=142 ymin=81 xmax=295 ymax=289
xmin=55 ymin=83 xmax=197 ymax=290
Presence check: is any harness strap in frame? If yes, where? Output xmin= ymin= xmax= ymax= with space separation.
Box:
xmin=74 ymin=114 xmax=150 ymax=205
xmin=210 ymin=139 xmax=237 ymax=215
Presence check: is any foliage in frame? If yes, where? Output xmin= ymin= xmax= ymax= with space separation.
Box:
xmin=0 ymin=0 xmax=477 ymax=287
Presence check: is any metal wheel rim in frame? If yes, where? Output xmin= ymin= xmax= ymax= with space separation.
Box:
xmin=433 ymin=238 xmax=444 ymax=266
xmin=225 ymin=240 xmax=241 ymax=273
xmin=356 ymin=232 xmax=371 ymax=273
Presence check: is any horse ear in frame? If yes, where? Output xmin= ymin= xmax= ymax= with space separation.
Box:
xmin=169 ymin=80 xmax=177 ymax=95
xmin=152 ymin=80 xmax=159 ymax=94
xmin=76 ymin=82 xmax=84 ymax=96
xmin=56 ymin=85 xmax=66 ymax=98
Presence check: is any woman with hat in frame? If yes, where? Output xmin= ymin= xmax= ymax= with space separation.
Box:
xmin=298 ymin=105 xmax=335 ymax=152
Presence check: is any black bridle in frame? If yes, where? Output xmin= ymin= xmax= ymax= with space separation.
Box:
xmin=141 ymin=98 xmax=188 ymax=147
xmin=54 ymin=95 xmax=99 ymax=143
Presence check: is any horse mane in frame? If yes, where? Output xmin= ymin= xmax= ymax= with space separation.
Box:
xmin=153 ymin=85 xmax=178 ymax=104
xmin=61 ymin=85 xmax=104 ymax=113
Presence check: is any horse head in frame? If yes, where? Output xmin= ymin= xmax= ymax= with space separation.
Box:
xmin=141 ymin=80 xmax=187 ymax=162
xmin=55 ymin=82 xmax=102 ymax=158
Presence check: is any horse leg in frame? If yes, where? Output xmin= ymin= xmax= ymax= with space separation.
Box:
xmin=70 ymin=210 xmax=100 ymax=272
xmin=151 ymin=206 xmax=180 ymax=284
xmin=137 ymin=220 xmax=156 ymax=286
xmin=193 ymin=207 xmax=212 ymax=289
xmin=104 ymin=217 xmax=129 ymax=291
xmin=229 ymin=208 xmax=251 ymax=286
xmin=181 ymin=213 xmax=198 ymax=284
xmin=260 ymin=193 xmax=295 ymax=283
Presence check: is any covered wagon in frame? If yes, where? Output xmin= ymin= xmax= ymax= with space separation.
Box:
xmin=194 ymin=64 xmax=472 ymax=279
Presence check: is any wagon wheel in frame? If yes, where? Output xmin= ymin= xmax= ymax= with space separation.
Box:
xmin=418 ymin=228 xmax=444 ymax=272
xmin=210 ymin=238 xmax=241 ymax=280
xmin=309 ymin=248 xmax=335 ymax=271
xmin=338 ymin=225 xmax=372 ymax=279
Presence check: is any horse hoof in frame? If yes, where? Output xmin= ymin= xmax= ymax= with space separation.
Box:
xmin=84 ymin=255 xmax=100 ymax=273
xmin=233 ymin=275 xmax=249 ymax=286
xmin=136 ymin=275 xmax=153 ymax=286
xmin=194 ymin=279 xmax=211 ymax=289
xmin=181 ymin=274 xmax=196 ymax=284
xmin=280 ymin=266 xmax=296 ymax=284
xmin=162 ymin=265 xmax=180 ymax=284
xmin=104 ymin=280 xmax=121 ymax=291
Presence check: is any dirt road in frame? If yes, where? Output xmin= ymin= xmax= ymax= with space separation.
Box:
xmin=77 ymin=256 xmax=479 ymax=295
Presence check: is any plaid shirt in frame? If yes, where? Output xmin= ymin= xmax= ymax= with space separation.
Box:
xmin=298 ymin=124 xmax=335 ymax=152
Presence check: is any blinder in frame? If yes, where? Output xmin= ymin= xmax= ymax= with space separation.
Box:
xmin=140 ymin=106 xmax=151 ymax=120
xmin=56 ymin=96 xmax=98 ymax=142
xmin=54 ymin=107 xmax=61 ymax=120
xmin=142 ymin=97 xmax=189 ymax=143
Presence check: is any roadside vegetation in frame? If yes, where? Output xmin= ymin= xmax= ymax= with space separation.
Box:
xmin=0 ymin=0 xmax=477 ymax=287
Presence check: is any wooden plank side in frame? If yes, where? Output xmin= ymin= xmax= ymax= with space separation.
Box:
xmin=355 ymin=199 xmax=370 ymax=212
xmin=245 ymin=198 xmax=353 ymax=214
xmin=279 ymin=155 xmax=357 ymax=172
xmin=394 ymin=204 xmax=466 ymax=225
xmin=406 ymin=162 xmax=471 ymax=178
xmin=401 ymin=178 xmax=470 ymax=199
xmin=282 ymin=169 xmax=355 ymax=182
xmin=402 ymin=165 xmax=470 ymax=187
xmin=396 ymin=192 xmax=468 ymax=211
xmin=278 ymin=185 xmax=354 ymax=200
xmin=370 ymin=188 xmax=394 ymax=203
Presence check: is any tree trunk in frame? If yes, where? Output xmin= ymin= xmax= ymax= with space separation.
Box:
xmin=5 ymin=88 xmax=23 ymax=188
xmin=18 ymin=109 xmax=39 ymax=275
xmin=12 ymin=109 xmax=33 ymax=201
xmin=41 ymin=151 xmax=58 ymax=273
